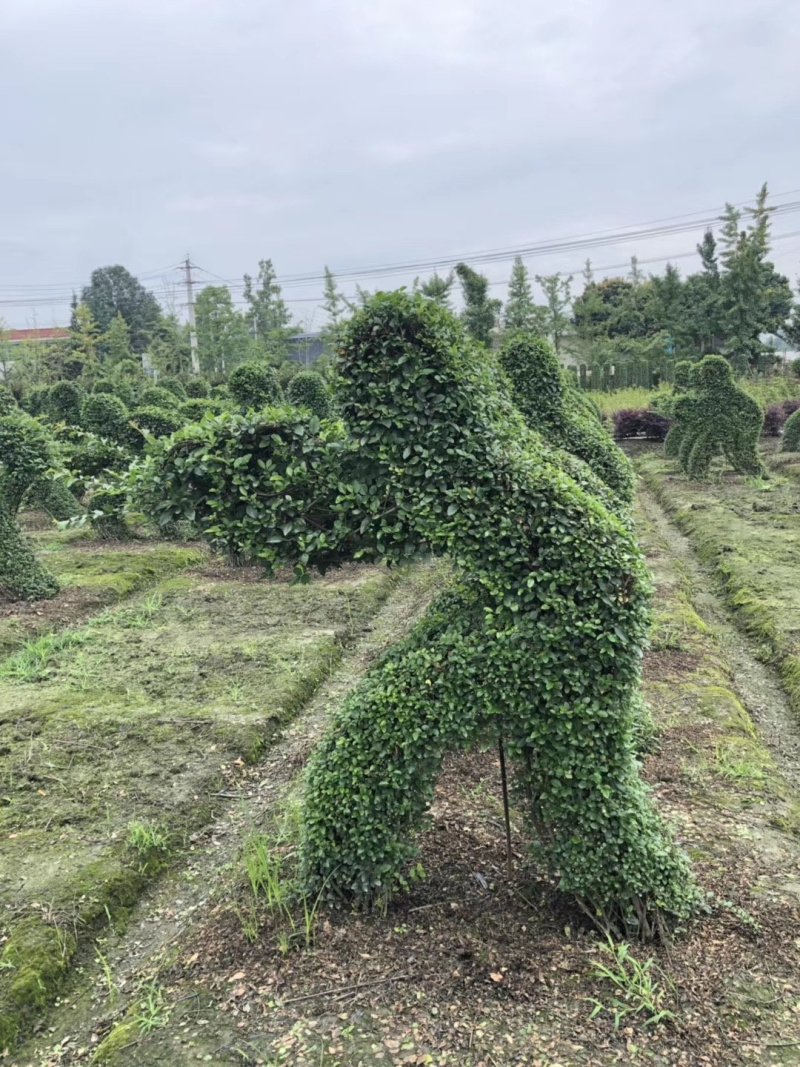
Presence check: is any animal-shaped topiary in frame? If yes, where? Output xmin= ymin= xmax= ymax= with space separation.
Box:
xmin=498 ymin=333 xmax=635 ymax=504
xmin=663 ymin=361 xmax=694 ymax=457
xmin=782 ymin=408 xmax=800 ymax=452
xmin=300 ymin=293 xmax=695 ymax=936
xmin=673 ymin=356 xmax=764 ymax=479
xmin=0 ymin=413 xmax=60 ymax=600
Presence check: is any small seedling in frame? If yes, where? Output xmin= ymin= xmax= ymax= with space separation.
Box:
xmin=126 ymin=820 xmax=171 ymax=870
xmin=134 ymin=980 xmax=170 ymax=1034
xmin=588 ymin=936 xmax=675 ymax=1029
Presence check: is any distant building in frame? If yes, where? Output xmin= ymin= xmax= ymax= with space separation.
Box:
xmin=286 ymin=332 xmax=325 ymax=366
xmin=6 ymin=327 xmax=70 ymax=345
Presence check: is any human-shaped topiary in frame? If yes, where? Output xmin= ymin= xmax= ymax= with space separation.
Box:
xmin=286 ymin=371 xmax=332 ymax=419
xmin=228 ymin=362 xmax=281 ymax=410
xmin=782 ymin=408 xmax=800 ymax=452
xmin=0 ymin=413 xmax=60 ymax=600
xmin=663 ymin=360 xmax=694 ymax=458
xmin=498 ymin=333 xmax=635 ymax=504
xmin=672 ymin=356 xmax=764 ymax=479
xmin=300 ymin=293 xmax=695 ymax=935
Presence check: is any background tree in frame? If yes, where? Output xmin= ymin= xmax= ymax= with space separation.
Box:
xmin=420 ymin=271 xmax=454 ymax=308
xmin=321 ymin=266 xmax=347 ymax=352
xmin=81 ymin=265 xmax=162 ymax=353
xmin=102 ymin=313 xmax=133 ymax=366
xmin=454 ymin=262 xmax=501 ymax=344
xmin=536 ymin=273 xmax=572 ymax=355
xmin=195 ymin=286 xmax=254 ymax=377
xmin=242 ymin=259 xmax=294 ymax=360
xmin=68 ymin=304 xmax=102 ymax=378
xmin=149 ymin=315 xmax=191 ymax=377
xmin=503 ymin=257 xmax=545 ymax=333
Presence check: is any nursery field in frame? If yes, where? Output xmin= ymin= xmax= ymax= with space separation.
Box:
xmin=6 ymin=474 xmax=800 ymax=1066
xmin=0 ymin=533 xmax=435 ymax=1054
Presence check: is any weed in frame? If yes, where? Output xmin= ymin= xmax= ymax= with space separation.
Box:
xmin=0 ymin=630 xmax=90 ymax=683
xmin=126 ymin=820 xmax=171 ymax=866
xmin=242 ymin=834 xmax=324 ymax=951
xmin=95 ymin=946 xmax=119 ymax=1005
xmin=588 ymin=936 xmax=675 ymax=1029
xmin=134 ymin=980 xmax=170 ymax=1034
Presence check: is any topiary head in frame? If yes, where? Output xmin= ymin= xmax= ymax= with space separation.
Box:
xmin=286 ymin=371 xmax=332 ymax=419
xmin=673 ymin=361 xmax=694 ymax=390
xmin=185 ymin=378 xmax=211 ymax=398
xmin=128 ymin=405 xmax=183 ymax=449
xmin=158 ymin=376 xmax=188 ymax=399
xmin=498 ymin=333 xmax=563 ymax=425
xmin=228 ymin=362 xmax=281 ymax=409
xmin=693 ymin=355 xmax=733 ymax=391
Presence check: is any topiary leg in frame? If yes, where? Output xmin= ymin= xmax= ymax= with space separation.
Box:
xmin=686 ymin=430 xmax=717 ymax=480
xmin=301 ymin=586 xmax=491 ymax=901
xmin=664 ymin=422 xmax=685 ymax=459
xmin=26 ymin=477 xmax=84 ymax=522
xmin=0 ymin=505 xmax=59 ymax=601
xmin=726 ymin=430 xmax=765 ymax=477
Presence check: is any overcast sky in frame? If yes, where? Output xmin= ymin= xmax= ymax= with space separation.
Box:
xmin=2 ymin=0 xmax=800 ymax=329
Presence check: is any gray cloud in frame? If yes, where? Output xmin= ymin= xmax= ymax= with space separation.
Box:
xmin=1 ymin=0 xmax=799 ymax=326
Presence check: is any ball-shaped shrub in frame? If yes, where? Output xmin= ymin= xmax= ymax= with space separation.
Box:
xmin=228 ymin=362 xmax=281 ymax=409
xmin=782 ymin=408 xmax=800 ymax=452
xmin=128 ymin=406 xmax=183 ymax=448
xmin=179 ymin=398 xmax=220 ymax=421
xmin=0 ymin=412 xmax=60 ymax=600
xmin=46 ymin=380 xmax=84 ymax=424
xmin=158 ymin=376 xmax=188 ymax=399
xmin=65 ymin=431 xmax=131 ymax=493
xmin=23 ymin=385 xmax=50 ymax=417
xmin=140 ymin=385 xmax=177 ymax=409
xmin=286 ymin=371 xmax=332 ymax=419
xmin=79 ymin=393 xmax=130 ymax=444
xmin=185 ymin=378 xmax=211 ymax=398
xmin=136 ymin=407 xmax=351 ymax=573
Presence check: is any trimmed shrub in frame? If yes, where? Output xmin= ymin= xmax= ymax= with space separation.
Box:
xmin=128 ymin=406 xmax=183 ymax=449
xmin=139 ymin=385 xmax=177 ymax=409
xmin=135 ymin=407 xmax=351 ymax=573
xmin=79 ymin=393 xmax=130 ymax=444
xmin=782 ymin=408 xmax=800 ymax=451
xmin=93 ymin=377 xmax=136 ymax=408
xmin=300 ymin=293 xmax=695 ymax=934
xmin=25 ymin=475 xmax=83 ymax=521
xmin=0 ymin=386 xmax=16 ymax=415
xmin=158 ymin=376 xmax=187 ymax=399
xmin=23 ymin=386 xmax=50 ymax=417
xmin=764 ymin=399 xmax=800 ymax=437
xmin=613 ymin=409 xmax=671 ymax=441
xmin=0 ymin=413 xmax=60 ymax=600
xmin=672 ymin=356 xmax=765 ymax=478
xmin=286 ymin=371 xmax=332 ymax=419
xmin=185 ymin=378 xmax=211 ymax=398
xmin=663 ymin=361 xmax=695 ymax=455
xmin=178 ymin=398 xmax=221 ymax=421
xmin=46 ymin=381 xmax=83 ymax=424
xmin=64 ymin=431 xmax=131 ymax=491
xmin=498 ymin=333 xmax=635 ymax=504
xmin=228 ymin=362 xmax=281 ymax=409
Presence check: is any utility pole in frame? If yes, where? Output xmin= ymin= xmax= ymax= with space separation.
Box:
xmin=182 ymin=255 xmax=200 ymax=375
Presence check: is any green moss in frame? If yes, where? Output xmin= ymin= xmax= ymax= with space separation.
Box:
xmin=90 ymin=1020 xmax=141 ymax=1064
xmin=0 ymin=918 xmax=77 ymax=1050
xmin=637 ymin=453 xmax=800 ymax=719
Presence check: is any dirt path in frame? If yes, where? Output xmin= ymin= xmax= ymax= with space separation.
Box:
xmin=637 ymin=484 xmax=800 ymax=791
xmin=16 ymin=561 xmax=444 ymax=1067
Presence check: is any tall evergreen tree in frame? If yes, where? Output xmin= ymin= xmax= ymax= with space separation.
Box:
xmin=196 ymin=286 xmax=254 ymax=377
xmin=242 ymin=259 xmax=294 ymax=359
xmin=454 ymin=263 xmax=501 ymax=345
xmin=103 ymin=313 xmax=133 ymax=365
xmin=420 ymin=271 xmax=454 ymax=308
xmin=535 ymin=273 xmax=572 ymax=355
xmin=503 ymin=257 xmax=544 ymax=333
